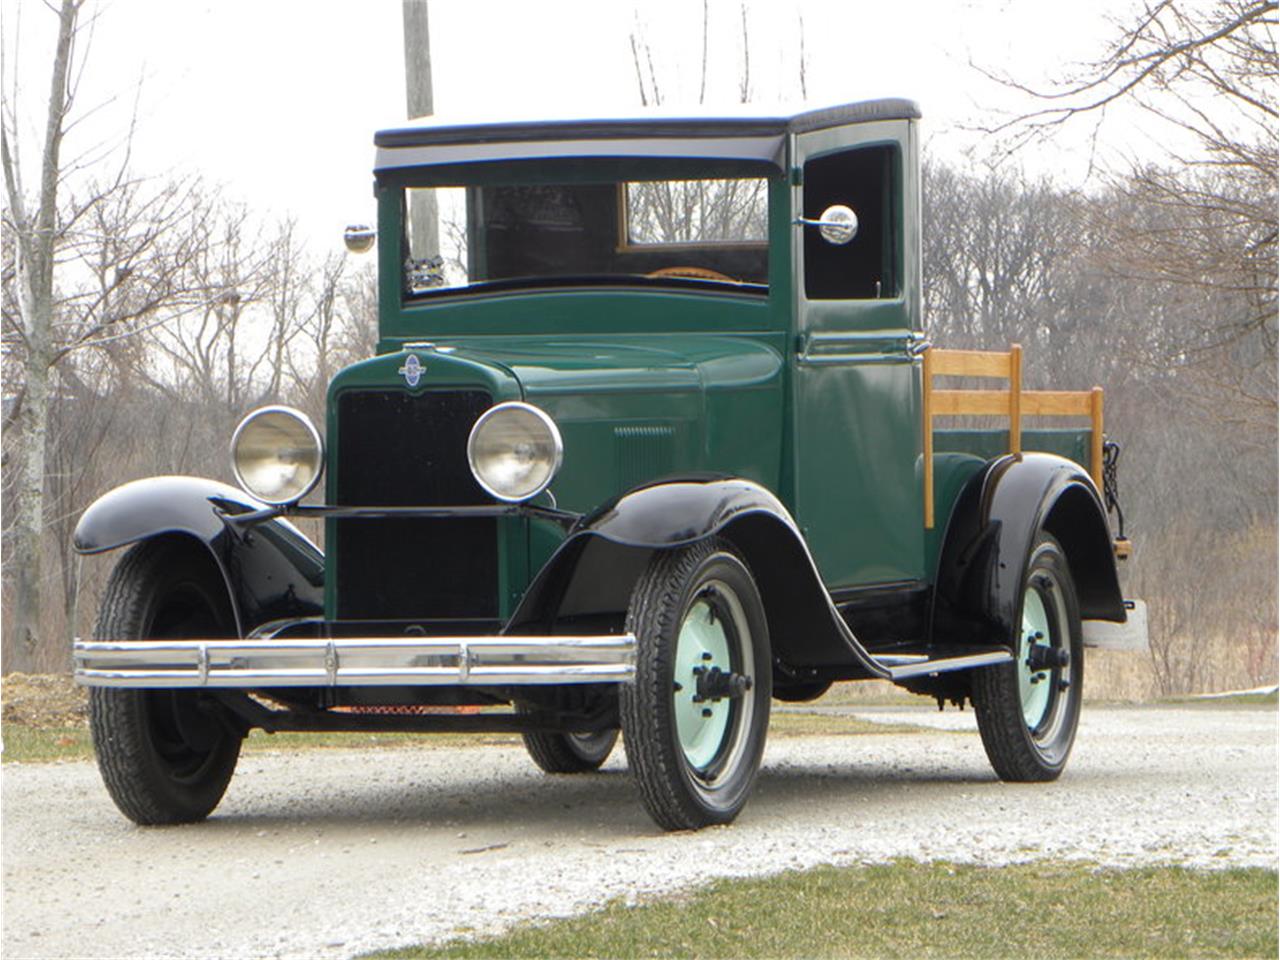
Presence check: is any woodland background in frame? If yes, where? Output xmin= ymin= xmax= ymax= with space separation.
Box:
xmin=3 ymin=0 xmax=1275 ymax=696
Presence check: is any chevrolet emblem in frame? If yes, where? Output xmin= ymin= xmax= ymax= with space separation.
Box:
xmin=398 ymin=354 xmax=425 ymax=388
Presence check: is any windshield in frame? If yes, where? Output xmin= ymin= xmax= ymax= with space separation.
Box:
xmin=403 ymin=176 xmax=769 ymax=297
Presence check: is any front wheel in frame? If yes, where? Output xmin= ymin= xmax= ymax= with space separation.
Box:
xmin=88 ymin=539 xmax=244 ymax=825
xmin=973 ymin=532 xmax=1083 ymax=781
xmin=621 ymin=539 xmax=771 ymax=830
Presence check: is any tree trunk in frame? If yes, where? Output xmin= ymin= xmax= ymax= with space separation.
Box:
xmin=10 ymin=351 xmax=50 ymax=672
xmin=4 ymin=0 xmax=81 ymax=673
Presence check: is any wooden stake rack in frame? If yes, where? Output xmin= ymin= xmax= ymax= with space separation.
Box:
xmin=922 ymin=344 xmax=1104 ymax=529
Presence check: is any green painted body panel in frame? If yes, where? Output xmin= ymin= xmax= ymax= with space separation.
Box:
xmin=936 ymin=428 xmax=1089 ymax=465
xmin=921 ymin=430 xmax=1094 ymax=579
xmin=318 ymin=119 xmax=1097 ymax=621
xmin=789 ymin=121 xmax=926 ymax=589
xmin=322 ymin=330 xmax=786 ymax=616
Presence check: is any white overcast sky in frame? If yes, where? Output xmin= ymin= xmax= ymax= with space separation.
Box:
xmin=4 ymin=0 xmax=1143 ymax=255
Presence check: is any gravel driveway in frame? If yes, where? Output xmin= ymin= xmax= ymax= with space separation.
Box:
xmin=3 ymin=704 xmax=1275 ymax=959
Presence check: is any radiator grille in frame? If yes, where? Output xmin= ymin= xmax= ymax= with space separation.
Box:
xmin=333 ymin=389 xmax=497 ymax=620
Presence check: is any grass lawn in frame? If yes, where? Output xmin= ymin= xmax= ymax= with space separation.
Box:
xmin=0 ymin=706 xmax=937 ymax=764
xmin=366 ymin=861 xmax=1279 ymax=960
xmin=1165 ymin=690 xmax=1279 ymax=708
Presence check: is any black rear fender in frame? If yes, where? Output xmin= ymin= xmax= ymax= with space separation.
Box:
xmin=507 ymin=478 xmax=887 ymax=679
xmin=932 ymin=453 xmax=1124 ymax=650
xmin=74 ymin=476 xmax=324 ymax=636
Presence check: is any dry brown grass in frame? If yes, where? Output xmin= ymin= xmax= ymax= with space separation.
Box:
xmin=1 ymin=672 xmax=88 ymax=728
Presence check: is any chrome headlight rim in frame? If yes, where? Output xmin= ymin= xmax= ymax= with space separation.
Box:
xmin=467 ymin=401 xmax=564 ymax=503
xmin=230 ymin=405 xmax=325 ymax=506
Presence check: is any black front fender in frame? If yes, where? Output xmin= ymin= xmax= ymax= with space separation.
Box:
xmin=75 ymin=476 xmax=324 ymax=636
xmin=932 ymin=454 xmax=1124 ymax=650
xmin=508 ymin=477 xmax=886 ymax=677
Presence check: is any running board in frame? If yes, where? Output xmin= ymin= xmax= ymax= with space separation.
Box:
xmin=873 ymin=649 xmax=1013 ymax=681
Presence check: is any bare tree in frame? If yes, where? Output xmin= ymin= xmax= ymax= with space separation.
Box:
xmin=923 ymin=155 xmax=1277 ymax=695
xmin=629 ymin=1 xmax=798 ymax=109
xmin=1 ymin=0 xmax=223 ymax=670
xmin=2 ymin=0 xmax=89 ymax=671
xmin=623 ymin=3 xmax=790 ymax=257
xmin=980 ymin=0 xmax=1277 ymax=423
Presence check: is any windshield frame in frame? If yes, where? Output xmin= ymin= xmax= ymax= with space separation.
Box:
xmin=378 ymin=157 xmax=781 ymax=305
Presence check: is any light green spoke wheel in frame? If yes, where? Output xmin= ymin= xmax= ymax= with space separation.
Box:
xmin=974 ymin=531 xmax=1084 ymax=782
xmin=621 ymin=538 xmax=771 ymax=831
xmin=673 ymin=598 xmax=734 ymax=770
xmin=1018 ymin=590 xmax=1053 ymax=730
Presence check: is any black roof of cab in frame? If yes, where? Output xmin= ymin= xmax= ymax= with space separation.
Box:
xmin=373 ymin=98 xmax=921 ymax=172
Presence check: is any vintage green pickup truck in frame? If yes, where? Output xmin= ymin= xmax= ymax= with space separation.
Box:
xmin=73 ymin=100 xmax=1137 ymax=831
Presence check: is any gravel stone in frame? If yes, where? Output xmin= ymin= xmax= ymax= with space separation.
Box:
xmin=2 ymin=705 xmax=1275 ymax=959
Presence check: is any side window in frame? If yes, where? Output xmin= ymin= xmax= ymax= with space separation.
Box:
xmin=803 ymin=144 xmax=899 ymax=300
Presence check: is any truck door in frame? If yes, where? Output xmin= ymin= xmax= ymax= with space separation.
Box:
xmin=789 ymin=120 xmax=925 ymax=590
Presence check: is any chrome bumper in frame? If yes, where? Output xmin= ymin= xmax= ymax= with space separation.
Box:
xmin=73 ymin=635 xmax=636 ymax=689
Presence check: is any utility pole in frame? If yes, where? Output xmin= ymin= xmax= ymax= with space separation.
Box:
xmin=403 ymin=0 xmax=439 ymax=270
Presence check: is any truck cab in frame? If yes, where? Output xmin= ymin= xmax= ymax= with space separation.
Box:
xmin=74 ymin=101 xmax=1132 ymax=831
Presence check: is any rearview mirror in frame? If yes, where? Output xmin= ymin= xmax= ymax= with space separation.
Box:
xmin=343 ymin=224 xmax=376 ymax=254
xmin=795 ymin=204 xmax=859 ymax=245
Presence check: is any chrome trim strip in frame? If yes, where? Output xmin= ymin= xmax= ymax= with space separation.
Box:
xmin=229 ymin=405 xmax=324 ymax=505
xmin=871 ymin=653 xmax=930 ymax=667
xmin=883 ymin=650 xmax=1013 ymax=680
xmin=374 ymin=136 xmax=786 ymax=171
xmin=73 ymin=635 xmax=636 ymax=689
xmin=796 ymin=330 xmax=926 ymax=366
xmin=225 ymin=502 xmax=582 ymax=530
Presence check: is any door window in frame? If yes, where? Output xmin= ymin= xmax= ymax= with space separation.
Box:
xmin=802 ymin=145 xmax=899 ymax=300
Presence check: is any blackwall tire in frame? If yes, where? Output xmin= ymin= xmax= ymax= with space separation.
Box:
xmin=972 ymin=531 xmax=1084 ymax=782
xmin=522 ymin=728 xmax=618 ymax=773
xmin=88 ymin=539 xmax=243 ymax=825
xmin=620 ymin=538 xmax=771 ymax=831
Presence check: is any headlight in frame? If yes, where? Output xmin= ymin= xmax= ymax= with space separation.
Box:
xmin=230 ymin=406 xmax=324 ymax=505
xmin=467 ymin=402 xmax=563 ymax=502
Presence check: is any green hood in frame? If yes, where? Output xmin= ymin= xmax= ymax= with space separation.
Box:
xmin=329 ymin=334 xmax=785 ymax=514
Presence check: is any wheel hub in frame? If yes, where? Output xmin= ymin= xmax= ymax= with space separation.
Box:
xmin=692 ymin=665 xmax=752 ymax=703
xmin=673 ymin=598 xmax=737 ymax=771
xmin=1018 ymin=591 xmax=1055 ymax=729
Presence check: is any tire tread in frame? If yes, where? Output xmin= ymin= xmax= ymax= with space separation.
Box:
xmin=521 ymin=729 xmax=617 ymax=774
xmin=972 ymin=532 xmax=1082 ymax=783
xmin=89 ymin=539 xmax=241 ymax=825
xmin=621 ymin=539 xmax=769 ymax=831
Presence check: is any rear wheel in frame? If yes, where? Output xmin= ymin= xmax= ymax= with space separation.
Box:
xmin=88 ymin=539 xmax=244 ymax=825
xmin=621 ymin=539 xmax=771 ymax=830
xmin=522 ymin=728 xmax=618 ymax=773
xmin=973 ymin=532 xmax=1083 ymax=781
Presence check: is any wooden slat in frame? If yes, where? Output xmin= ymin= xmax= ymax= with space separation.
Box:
xmin=1090 ymin=387 xmax=1104 ymax=489
xmin=928 ymin=349 xmax=1013 ymax=379
xmin=1009 ymin=344 xmax=1022 ymax=454
xmin=1021 ymin=390 xmax=1094 ymax=416
xmin=932 ymin=389 xmax=1012 ymax=416
xmin=922 ymin=344 xmax=1105 ymax=528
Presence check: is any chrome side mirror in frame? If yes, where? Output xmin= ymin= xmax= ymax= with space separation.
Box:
xmin=795 ymin=204 xmax=859 ymax=245
xmin=343 ymin=224 xmax=376 ymax=254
